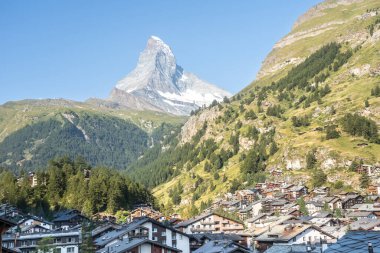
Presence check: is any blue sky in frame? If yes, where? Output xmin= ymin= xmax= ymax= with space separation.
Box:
xmin=0 ymin=0 xmax=322 ymax=104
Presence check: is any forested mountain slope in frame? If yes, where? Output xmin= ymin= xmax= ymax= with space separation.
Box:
xmin=0 ymin=99 xmax=185 ymax=171
xmin=127 ymin=0 xmax=380 ymax=217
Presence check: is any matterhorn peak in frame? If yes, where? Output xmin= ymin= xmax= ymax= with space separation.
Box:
xmin=109 ymin=36 xmax=231 ymax=115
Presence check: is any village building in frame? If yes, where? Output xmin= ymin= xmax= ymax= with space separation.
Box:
xmin=94 ymin=217 xmax=190 ymax=253
xmin=254 ymin=224 xmax=335 ymax=252
xmin=2 ymin=229 xmax=81 ymax=253
xmin=175 ymin=212 xmax=244 ymax=234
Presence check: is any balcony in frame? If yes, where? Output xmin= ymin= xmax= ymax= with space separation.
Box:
xmin=200 ymin=221 xmax=215 ymax=225
xmin=190 ymin=227 xmax=215 ymax=233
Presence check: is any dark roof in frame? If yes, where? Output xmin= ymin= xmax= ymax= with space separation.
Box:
xmin=53 ymin=211 xmax=88 ymax=223
xmin=0 ymin=216 xmax=17 ymax=228
xmin=94 ymin=217 xmax=188 ymax=247
xmin=264 ymin=244 xmax=321 ymax=253
xmin=325 ymin=231 xmax=380 ymax=252
xmin=2 ymin=247 xmax=20 ymax=253
xmin=191 ymin=233 xmax=244 ymax=242
xmin=96 ymin=238 xmax=181 ymax=253
xmin=193 ymin=240 xmax=251 ymax=253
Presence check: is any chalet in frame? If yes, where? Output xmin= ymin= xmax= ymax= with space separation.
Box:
xmin=94 ymin=217 xmax=190 ymax=253
xmin=261 ymin=199 xmax=288 ymax=214
xmin=246 ymin=214 xmax=270 ymax=229
xmin=346 ymin=211 xmax=376 ymax=220
xmin=280 ymin=184 xmax=294 ymax=194
xmin=129 ymin=205 xmax=165 ymax=222
xmin=21 ymin=224 xmax=51 ymax=234
xmin=96 ymin=238 xmax=182 ymax=253
xmin=91 ymin=222 xmax=122 ymax=241
xmin=309 ymin=217 xmax=338 ymax=228
xmin=2 ymin=229 xmax=81 ymax=253
xmin=305 ymin=201 xmax=324 ymax=215
xmin=340 ymin=194 xmax=364 ymax=210
xmin=288 ymin=186 xmax=308 ymax=200
xmin=254 ymin=224 xmax=335 ymax=252
xmin=175 ymin=212 xmax=244 ymax=234
xmin=323 ymin=197 xmax=342 ymax=211
xmin=235 ymin=189 xmax=257 ymax=203
xmin=238 ymin=205 xmax=253 ymax=221
xmin=53 ymin=209 xmax=89 ymax=229
xmin=19 ymin=216 xmax=53 ymax=230
xmin=312 ymin=187 xmax=330 ymax=197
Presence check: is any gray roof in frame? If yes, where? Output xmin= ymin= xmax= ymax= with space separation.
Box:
xmin=325 ymin=231 xmax=380 ymax=252
xmin=96 ymin=238 xmax=181 ymax=253
xmin=346 ymin=211 xmax=374 ymax=218
xmin=264 ymin=244 xmax=321 ymax=253
xmin=191 ymin=233 xmax=244 ymax=242
xmin=350 ymin=218 xmax=380 ymax=230
xmin=176 ymin=212 xmax=243 ymax=228
xmin=193 ymin=240 xmax=251 ymax=253
xmin=246 ymin=214 xmax=267 ymax=223
xmin=94 ymin=218 xmax=147 ymax=247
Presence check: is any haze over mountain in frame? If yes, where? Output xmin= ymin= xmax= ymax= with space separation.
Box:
xmin=108 ymin=36 xmax=232 ymax=115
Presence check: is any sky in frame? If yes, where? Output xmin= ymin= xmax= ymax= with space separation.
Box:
xmin=0 ymin=0 xmax=322 ymax=104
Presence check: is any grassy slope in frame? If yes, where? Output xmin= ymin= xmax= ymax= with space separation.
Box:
xmin=153 ymin=0 xmax=380 ymax=217
xmin=0 ymin=99 xmax=186 ymax=143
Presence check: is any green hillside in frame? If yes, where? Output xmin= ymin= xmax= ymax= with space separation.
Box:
xmin=0 ymin=99 xmax=185 ymax=171
xmin=127 ymin=0 xmax=380 ymax=217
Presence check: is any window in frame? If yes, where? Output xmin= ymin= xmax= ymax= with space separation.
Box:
xmin=67 ymin=247 xmax=74 ymax=253
xmin=161 ymin=231 xmax=166 ymax=236
xmin=173 ymin=242 xmax=177 ymax=248
xmin=153 ymin=227 xmax=158 ymax=232
xmin=153 ymin=236 xmax=158 ymax=241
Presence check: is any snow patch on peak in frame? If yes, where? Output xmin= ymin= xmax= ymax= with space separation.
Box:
xmin=109 ymin=36 xmax=232 ymax=115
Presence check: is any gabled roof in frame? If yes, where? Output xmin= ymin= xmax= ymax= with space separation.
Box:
xmin=325 ymin=231 xmax=380 ymax=252
xmin=53 ymin=211 xmax=88 ymax=222
xmin=193 ymin=240 xmax=251 ymax=253
xmin=350 ymin=218 xmax=380 ymax=230
xmin=255 ymin=224 xmax=335 ymax=243
xmin=0 ymin=216 xmax=17 ymax=228
xmin=94 ymin=218 xmax=148 ymax=247
xmin=175 ymin=212 xmax=243 ymax=228
xmin=264 ymin=244 xmax=321 ymax=253
xmin=191 ymin=233 xmax=244 ymax=242
xmin=96 ymin=238 xmax=181 ymax=253
xmin=346 ymin=211 xmax=374 ymax=218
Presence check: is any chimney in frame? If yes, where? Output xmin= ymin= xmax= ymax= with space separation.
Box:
xmin=368 ymin=242 xmax=374 ymax=253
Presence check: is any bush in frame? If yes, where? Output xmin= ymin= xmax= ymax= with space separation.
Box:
xmin=325 ymin=125 xmax=340 ymax=140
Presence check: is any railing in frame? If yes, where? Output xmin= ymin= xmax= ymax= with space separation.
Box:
xmin=190 ymin=227 xmax=215 ymax=232
xmin=200 ymin=221 xmax=215 ymax=225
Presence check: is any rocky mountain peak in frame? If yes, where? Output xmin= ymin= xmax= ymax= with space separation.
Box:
xmin=109 ymin=36 xmax=231 ymax=115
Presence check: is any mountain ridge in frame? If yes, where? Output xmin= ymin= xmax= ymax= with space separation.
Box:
xmin=108 ymin=36 xmax=232 ymax=115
